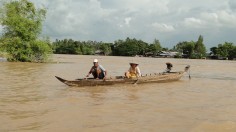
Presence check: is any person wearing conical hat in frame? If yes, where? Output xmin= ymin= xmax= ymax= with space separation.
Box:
xmin=86 ymin=59 xmax=107 ymax=79
xmin=125 ymin=62 xmax=141 ymax=78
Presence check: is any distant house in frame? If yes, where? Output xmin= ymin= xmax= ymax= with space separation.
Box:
xmin=208 ymin=53 xmax=228 ymax=60
xmin=169 ymin=52 xmax=179 ymax=57
xmin=158 ymin=51 xmax=179 ymax=58
xmin=218 ymin=56 xmax=228 ymax=60
xmin=95 ymin=50 xmax=105 ymax=56
xmin=144 ymin=52 xmax=154 ymax=57
xmin=159 ymin=51 xmax=170 ymax=57
xmin=208 ymin=53 xmax=218 ymax=59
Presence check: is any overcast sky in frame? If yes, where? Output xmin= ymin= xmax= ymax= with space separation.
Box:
xmin=18 ymin=0 xmax=236 ymax=49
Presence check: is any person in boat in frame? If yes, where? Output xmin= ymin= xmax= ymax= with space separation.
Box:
xmin=125 ymin=62 xmax=141 ymax=78
xmin=86 ymin=59 xmax=107 ymax=79
xmin=165 ymin=62 xmax=173 ymax=73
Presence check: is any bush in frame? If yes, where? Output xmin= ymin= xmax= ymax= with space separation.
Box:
xmin=0 ymin=0 xmax=51 ymax=62
xmin=30 ymin=40 xmax=52 ymax=62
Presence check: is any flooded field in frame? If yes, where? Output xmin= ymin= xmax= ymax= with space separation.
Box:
xmin=0 ymin=54 xmax=236 ymax=132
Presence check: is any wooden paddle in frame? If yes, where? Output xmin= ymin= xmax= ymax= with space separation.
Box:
xmin=188 ymin=68 xmax=191 ymax=79
xmin=133 ymin=76 xmax=139 ymax=84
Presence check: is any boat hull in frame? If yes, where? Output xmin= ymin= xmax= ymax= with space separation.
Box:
xmin=55 ymin=71 xmax=186 ymax=87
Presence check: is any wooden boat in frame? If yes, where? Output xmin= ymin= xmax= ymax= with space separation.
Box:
xmin=55 ymin=65 xmax=190 ymax=87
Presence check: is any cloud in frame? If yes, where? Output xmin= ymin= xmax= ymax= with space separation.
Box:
xmin=217 ymin=10 xmax=236 ymax=27
xmin=1 ymin=0 xmax=236 ymax=49
xmin=229 ymin=0 xmax=236 ymax=11
xmin=183 ymin=17 xmax=204 ymax=28
xmin=124 ymin=17 xmax=132 ymax=25
xmin=151 ymin=23 xmax=175 ymax=32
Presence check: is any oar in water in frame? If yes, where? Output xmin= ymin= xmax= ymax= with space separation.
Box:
xmin=188 ymin=68 xmax=191 ymax=79
xmin=133 ymin=76 xmax=139 ymax=85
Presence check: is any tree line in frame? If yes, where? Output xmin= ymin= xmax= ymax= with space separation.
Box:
xmin=52 ymin=38 xmax=162 ymax=57
xmin=51 ymin=36 xmax=236 ymax=60
xmin=210 ymin=42 xmax=236 ymax=60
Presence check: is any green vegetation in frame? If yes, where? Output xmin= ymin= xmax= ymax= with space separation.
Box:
xmin=146 ymin=39 xmax=162 ymax=56
xmin=210 ymin=42 xmax=236 ymax=60
xmin=174 ymin=41 xmax=195 ymax=58
xmin=173 ymin=35 xmax=207 ymax=59
xmin=194 ymin=35 xmax=206 ymax=58
xmin=0 ymin=0 xmax=51 ymax=62
xmin=52 ymin=35 xmax=236 ymax=60
xmin=52 ymin=39 xmax=112 ymax=55
xmin=112 ymin=38 xmax=148 ymax=56
xmin=52 ymin=37 xmax=164 ymax=57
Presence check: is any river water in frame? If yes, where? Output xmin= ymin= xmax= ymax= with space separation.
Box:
xmin=0 ymin=54 xmax=236 ymax=132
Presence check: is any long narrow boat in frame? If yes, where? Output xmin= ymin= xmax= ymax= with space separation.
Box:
xmin=55 ymin=65 xmax=190 ymax=87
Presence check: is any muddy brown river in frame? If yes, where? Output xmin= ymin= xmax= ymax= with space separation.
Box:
xmin=1 ymin=54 xmax=236 ymax=132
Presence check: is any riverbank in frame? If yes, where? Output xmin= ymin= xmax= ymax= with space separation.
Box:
xmin=0 ymin=52 xmax=7 ymax=62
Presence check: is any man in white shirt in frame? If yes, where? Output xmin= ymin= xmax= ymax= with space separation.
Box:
xmin=86 ymin=59 xmax=107 ymax=79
